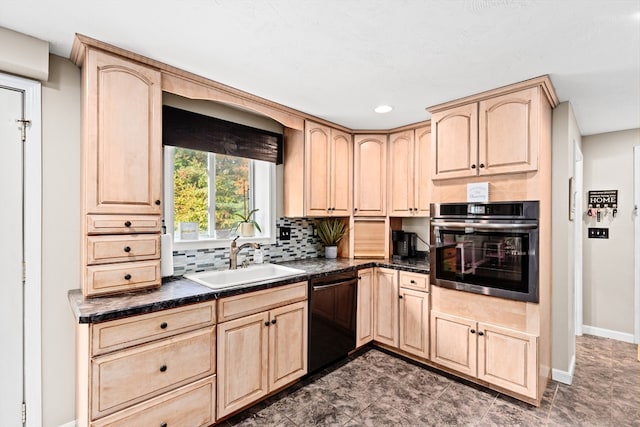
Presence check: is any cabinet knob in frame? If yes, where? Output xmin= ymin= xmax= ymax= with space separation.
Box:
xmin=160 ymin=423 xmax=168 ymax=427
xmin=478 ymin=331 xmax=484 ymax=336
xmin=159 ymin=365 xmax=167 ymax=373
xmin=470 ymin=329 xmax=476 ymax=334
xmin=358 ymin=276 xmax=362 ymax=280
xmin=399 ymin=295 xmax=404 ymax=299
xmin=410 ymin=280 xmax=416 ymax=284
xmin=124 ymin=221 xmax=132 ymax=227
xmin=354 ymin=208 xmax=358 ymax=212
xmin=124 ymin=246 xmax=131 ymax=253
xmin=471 ymin=164 xmax=477 ymax=169
xmin=155 ymin=200 xmax=161 ymax=205
xmin=479 ymin=163 xmax=485 ymax=169
xmin=265 ymin=321 xmax=270 ymax=327
xmin=124 ymin=274 xmax=132 ymax=280
xmin=160 ymin=322 xmax=168 ymax=329
xmin=271 ymin=319 xmax=277 ymax=325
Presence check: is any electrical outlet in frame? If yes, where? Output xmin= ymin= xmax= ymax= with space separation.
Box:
xmin=279 ymin=226 xmax=291 ymax=241
xmin=588 ymin=227 xmax=609 ymax=239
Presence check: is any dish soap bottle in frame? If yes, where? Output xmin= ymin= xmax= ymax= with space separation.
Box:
xmin=253 ymin=247 xmax=264 ymax=264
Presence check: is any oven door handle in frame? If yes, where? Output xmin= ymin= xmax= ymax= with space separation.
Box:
xmin=312 ymin=280 xmax=357 ymax=291
xmin=431 ymin=221 xmax=537 ymax=231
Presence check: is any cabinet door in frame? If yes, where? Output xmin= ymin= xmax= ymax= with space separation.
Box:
xmin=354 ymin=135 xmax=387 ymax=216
xmin=331 ymin=129 xmax=353 ymax=215
xmin=398 ymin=288 xmax=429 ymax=359
xmin=305 ymin=122 xmax=331 ymax=216
xmin=413 ymin=125 xmax=431 ymax=216
xmin=388 ymin=131 xmax=415 ymax=216
xmin=373 ymin=268 xmax=398 ymax=347
xmin=269 ymin=301 xmax=308 ymax=391
xmin=479 ymin=87 xmax=539 ymax=176
xmin=431 ymin=103 xmax=478 ymax=180
xmin=430 ymin=311 xmax=476 ymax=377
xmin=477 ymin=322 xmax=537 ymax=398
xmin=217 ymin=312 xmax=269 ymax=418
xmin=84 ymin=48 xmax=162 ymax=215
xmin=356 ymin=268 xmax=374 ymax=347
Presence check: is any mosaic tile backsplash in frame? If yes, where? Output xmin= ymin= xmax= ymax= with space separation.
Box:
xmin=172 ymin=217 xmax=322 ymax=275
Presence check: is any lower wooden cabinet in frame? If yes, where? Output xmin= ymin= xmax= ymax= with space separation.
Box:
xmin=398 ymin=288 xmax=430 ymax=359
xmin=430 ymin=310 xmax=538 ymax=398
xmin=372 ymin=267 xmax=399 ymax=347
xmin=356 ymin=268 xmax=374 ymax=347
xmin=217 ymin=298 xmax=307 ymax=419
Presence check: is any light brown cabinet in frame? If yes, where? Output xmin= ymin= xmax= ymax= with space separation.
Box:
xmin=431 ymin=87 xmax=542 ymax=180
xmin=305 ymin=121 xmax=353 ymax=216
xmin=356 ymin=268 xmax=374 ymax=347
xmin=372 ymin=267 xmax=398 ymax=346
xmin=430 ymin=310 xmax=537 ymax=399
xmin=79 ymin=47 xmax=163 ymax=297
xmin=388 ymin=126 xmax=431 ymax=216
xmin=398 ymin=288 xmax=430 ymax=360
xmin=354 ymin=134 xmax=387 ymax=216
xmin=216 ymin=284 xmax=307 ymax=419
xmin=75 ymin=301 xmax=217 ymax=426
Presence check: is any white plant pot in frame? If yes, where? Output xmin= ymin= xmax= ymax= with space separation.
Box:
xmin=324 ymin=246 xmax=338 ymax=259
xmin=238 ymin=222 xmax=255 ymax=237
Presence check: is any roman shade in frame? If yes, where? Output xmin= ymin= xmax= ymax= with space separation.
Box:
xmin=162 ymin=105 xmax=283 ymax=164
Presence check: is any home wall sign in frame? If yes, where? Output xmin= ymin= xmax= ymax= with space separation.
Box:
xmin=587 ymin=190 xmax=618 ymax=209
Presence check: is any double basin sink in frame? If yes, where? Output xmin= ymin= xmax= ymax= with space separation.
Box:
xmin=185 ymin=263 xmax=307 ymax=290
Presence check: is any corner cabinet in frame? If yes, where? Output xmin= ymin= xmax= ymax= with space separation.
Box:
xmin=388 ymin=126 xmax=431 ymax=216
xmin=354 ymin=134 xmax=387 ymax=216
xmin=77 ymin=46 xmax=163 ymax=297
xmin=431 ymin=85 xmax=548 ymax=180
xmin=372 ymin=267 xmax=398 ymax=346
xmin=304 ymin=121 xmax=353 ymax=216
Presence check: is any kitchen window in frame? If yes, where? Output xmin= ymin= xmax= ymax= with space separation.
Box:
xmin=164 ymin=146 xmax=275 ymax=249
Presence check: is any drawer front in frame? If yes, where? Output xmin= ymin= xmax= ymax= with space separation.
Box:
xmin=85 ymin=260 xmax=161 ymax=297
xmin=399 ymin=271 xmax=429 ymax=291
xmin=91 ymin=301 xmax=217 ymax=356
xmin=87 ymin=234 xmax=160 ymax=265
xmin=218 ymin=281 xmax=307 ymax=322
xmin=91 ymin=376 xmax=215 ymax=427
xmin=87 ymin=214 xmax=162 ymax=235
xmin=91 ymin=326 xmax=216 ymax=419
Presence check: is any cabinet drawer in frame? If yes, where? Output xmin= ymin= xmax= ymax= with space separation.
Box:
xmin=87 ymin=234 xmax=160 ymax=265
xmin=91 ymin=301 xmax=217 ymax=356
xmin=87 ymin=214 xmax=162 ymax=235
xmin=91 ymin=376 xmax=216 ymax=427
xmin=85 ymin=260 xmax=161 ymax=297
xmin=399 ymin=271 xmax=429 ymax=291
xmin=91 ymin=326 xmax=216 ymax=419
xmin=218 ymin=281 xmax=307 ymax=322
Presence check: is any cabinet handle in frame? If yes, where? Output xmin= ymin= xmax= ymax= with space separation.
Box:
xmin=354 ymin=208 xmax=358 ymax=212
xmin=124 ymin=274 xmax=132 ymax=280
xmin=271 ymin=319 xmax=277 ymax=324
xmin=123 ymin=246 xmax=131 ymax=253
xmin=160 ymin=423 xmax=168 ymax=427
xmin=358 ymin=276 xmax=362 ymax=280
xmin=160 ymin=322 xmax=168 ymax=329
xmin=410 ymin=280 xmax=416 ymax=284
xmin=478 ymin=331 xmax=484 ymax=336
xmin=479 ymin=163 xmax=485 ymax=168
xmin=124 ymin=220 xmax=132 ymax=227
xmin=159 ymin=365 xmax=167 ymax=373
xmin=265 ymin=321 xmax=270 ymax=327
xmin=471 ymin=164 xmax=477 ymax=169
xmin=470 ymin=329 xmax=476 ymax=334
xmin=155 ymin=200 xmax=161 ymax=205
xmin=399 ymin=295 xmax=403 ymax=299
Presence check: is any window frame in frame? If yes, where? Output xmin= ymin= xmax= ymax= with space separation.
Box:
xmin=163 ymin=146 xmax=276 ymax=250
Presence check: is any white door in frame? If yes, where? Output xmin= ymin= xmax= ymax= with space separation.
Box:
xmin=634 ymin=146 xmax=640 ymax=344
xmin=0 ymin=85 xmax=25 ymax=425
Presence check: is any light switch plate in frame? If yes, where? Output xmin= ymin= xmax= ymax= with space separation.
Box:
xmin=588 ymin=227 xmax=609 ymax=239
xmin=279 ymin=226 xmax=291 ymax=240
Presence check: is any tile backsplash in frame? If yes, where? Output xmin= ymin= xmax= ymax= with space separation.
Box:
xmin=172 ymin=217 xmax=321 ymax=275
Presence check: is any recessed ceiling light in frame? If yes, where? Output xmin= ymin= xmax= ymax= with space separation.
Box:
xmin=374 ymin=105 xmax=393 ymax=114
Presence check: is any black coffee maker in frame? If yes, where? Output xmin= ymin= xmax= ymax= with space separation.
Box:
xmin=392 ymin=230 xmax=417 ymax=259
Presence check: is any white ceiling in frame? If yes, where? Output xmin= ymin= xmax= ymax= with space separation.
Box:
xmin=2 ymin=0 xmax=639 ymax=135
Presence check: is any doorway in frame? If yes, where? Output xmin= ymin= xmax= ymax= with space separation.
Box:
xmin=0 ymin=73 xmax=42 ymax=427
xmin=574 ymin=140 xmax=584 ymax=336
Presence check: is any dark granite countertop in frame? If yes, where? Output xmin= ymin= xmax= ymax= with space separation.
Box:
xmin=68 ymin=257 xmax=429 ymax=324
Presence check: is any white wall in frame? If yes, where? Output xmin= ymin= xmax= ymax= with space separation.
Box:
xmin=41 ymin=55 xmax=80 ymax=426
xmin=582 ymin=128 xmax=640 ymax=340
xmin=551 ymin=102 xmax=581 ymax=382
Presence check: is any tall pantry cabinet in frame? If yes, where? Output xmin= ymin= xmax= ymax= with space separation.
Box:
xmin=74 ymin=46 xmax=163 ymax=297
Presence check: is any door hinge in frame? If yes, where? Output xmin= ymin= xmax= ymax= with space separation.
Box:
xmin=16 ymin=119 xmax=31 ymax=142
xmin=21 ymin=402 xmax=26 ymax=424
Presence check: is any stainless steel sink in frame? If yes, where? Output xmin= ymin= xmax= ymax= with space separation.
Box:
xmin=184 ymin=263 xmax=307 ymax=290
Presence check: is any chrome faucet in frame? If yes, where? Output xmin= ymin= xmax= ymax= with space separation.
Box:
xmin=229 ymin=236 xmax=260 ymax=269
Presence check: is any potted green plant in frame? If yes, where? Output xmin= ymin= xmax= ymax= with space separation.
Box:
xmin=316 ymin=218 xmax=347 ymax=259
xmin=234 ymin=183 xmax=261 ymax=237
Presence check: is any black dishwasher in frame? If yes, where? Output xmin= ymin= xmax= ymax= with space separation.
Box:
xmin=308 ymin=270 xmax=358 ymax=373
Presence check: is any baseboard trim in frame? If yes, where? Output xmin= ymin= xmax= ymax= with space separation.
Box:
xmin=582 ymin=325 xmax=635 ymax=343
xmin=552 ymin=354 xmax=575 ymax=385
xmin=58 ymin=421 xmax=75 ymax=427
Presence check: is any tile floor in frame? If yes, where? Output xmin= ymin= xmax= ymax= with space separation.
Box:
xmin=223 ymin=335 xmax=639 ymax=426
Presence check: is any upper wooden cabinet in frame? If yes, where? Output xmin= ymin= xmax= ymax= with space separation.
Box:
xmin=305 ymin=121 xmax=352 ymax=216
xmin=430 ymin=82 xmax=556 ymax=180
xmin=388 ymin=126 xmax=431 ymax=216
xmin=354 ymin=134 xmax=387 ymax=216
xmin=82 ymin=48 xmax=163 ymax=215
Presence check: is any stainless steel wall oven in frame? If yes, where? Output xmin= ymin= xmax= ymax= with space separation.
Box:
xmin=430 ymin=201 xmax=539 ymax=303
